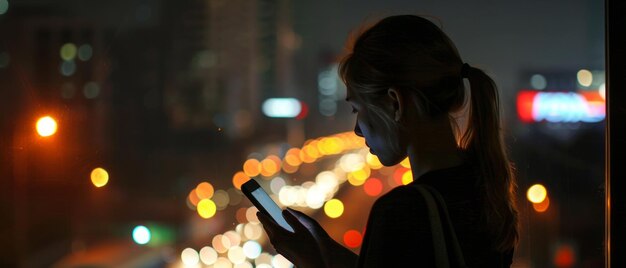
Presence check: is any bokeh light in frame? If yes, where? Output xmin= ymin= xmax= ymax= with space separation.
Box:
xmin=36 ymin=116 xmax=58 ymax=137
xmin=196 ymin=182 xmax=215 ymax=199
xmin=553 ymin=244 xmax=576 ymax=267
xmin=400 ymin=157 xmax=411 ymax=168
xmin=235 ymin=261 xmax=253 ymax=268
xmin=242 ymin=241 xmax=262 ymax=259
xmin=0 ymin=0 xmax=8 ymax=15
xmin=60 ymin=43 xmax=77 ymax=61
xmin=228 ymin=188 xmax=243 ymax=206
xmin=224 ymin=230 xmax=241 ymax=248
xmin=527 ymin=184 xmax=548 ymax=204
xmin=188 ymin=189 xmax=200 ymax=207
xmin=343 ymin=230 xmax=363 ymax=248
xmin=366 ymin=152 xmax=383 ymax=169
xmin=599 ymin=83 xmax=606 ymax=100
xmin=227 ymin=246 xmax=246 ymax=264
xmin=181 ymin=248 xmax=200 ymax=266
xmin=577 ymin=69 xmax=593 ymax=87
xmin=533 ymin=196 xmax=550 ymax=213
xmin=212 ymin=235 xmax=229 ymax=254
xmin=243 ymin=223 xmax=263 ymax=240
xmin=284 ymin=148 xmax=302 ymax=166
xmin=530 ymin=74 xmax=547 ymax=90
xmin=255 ymin=253 xmax=273 ymax=267
xmin=77 ymin=44 xmax=93 ymax=61
xmin=272 ymin=254 xmax=294 ymax=268
xmin=60 ymin=60 xmax=76 ymax=76
xmin=214 ymin=257 xmax=233 ymax=268
xmin=401 ymin=170 xmax=413 ymax=185
xmin=233 ymin=171 xmax=250 ymax=190
xmin=83 ymin=82 xmax=100 ymax=99
xmin=132 ymin=225 xmax=151 ymax=245
xmin=197 ymin=199 xmax=217 ymax=219
xmin=243 ymin=159 xmax=261 ymax=177
xmin=260 ymin=158 xmax=279 ymax=177
xmin=199 ymin=246 xmax=218 ymax=265
xmin=214 ymin=190 xmax=230 ymax=210
xmin=324 ymin=199 xmax=344 ymax=218
xmin=363 ymin=178 xmax=383 ymax=196
xmin=245 ymin=207 xmax=259 ymax=223
xmin=270 ymin=177 xmax=286 ymax=194
xmin=90 ymin=167 xmax=109 ymax=187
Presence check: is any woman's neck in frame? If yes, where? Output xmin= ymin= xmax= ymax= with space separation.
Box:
xmin=406 ymin=117 xmax=465 ymax=180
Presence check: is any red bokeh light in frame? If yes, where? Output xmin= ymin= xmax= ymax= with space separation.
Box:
xmin=363 ymin=178 xmax=383 ymax=196
xmin=343 ymin=230 xmax=363 ymax=248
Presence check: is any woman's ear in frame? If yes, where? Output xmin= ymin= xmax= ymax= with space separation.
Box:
xmin=387 ymin=88 xmax=403 ymax=122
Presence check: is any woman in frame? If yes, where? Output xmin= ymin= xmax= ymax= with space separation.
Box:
xmin=257 ymin=15 xmax=519 ymax=267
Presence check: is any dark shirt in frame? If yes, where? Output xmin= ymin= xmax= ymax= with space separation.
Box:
xmin=357 ymin=162 xmax=514 ymax=267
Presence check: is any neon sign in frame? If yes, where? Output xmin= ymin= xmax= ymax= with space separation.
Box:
xmin=517 ymin=90 xmax=605 ymax=123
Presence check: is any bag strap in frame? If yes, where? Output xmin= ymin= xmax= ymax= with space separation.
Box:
xmin=422 ymin=185 xmax=467 ymax=268
xmin=412 ymin=184 xmax=467 ymax=268
xmin=413 ymin=185 xmax=450 ymax=268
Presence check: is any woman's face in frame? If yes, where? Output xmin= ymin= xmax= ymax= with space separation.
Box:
xmin=346 ymin=90 xmax=407 ymax=166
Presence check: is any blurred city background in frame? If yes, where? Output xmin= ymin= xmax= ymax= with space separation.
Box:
xmin=0 ymin=0 xmax=605 ymax=267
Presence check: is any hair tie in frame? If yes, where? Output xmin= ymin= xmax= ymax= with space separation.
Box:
xmin=460 ymin=63 xmax=471 ymax=78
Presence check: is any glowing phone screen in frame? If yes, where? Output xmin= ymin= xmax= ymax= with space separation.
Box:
xmin=251 ymin=188 xmax=295 ymax=232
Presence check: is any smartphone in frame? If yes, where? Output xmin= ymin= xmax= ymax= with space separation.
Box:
xmin=241 ymin=179 xmax=295 ymax=233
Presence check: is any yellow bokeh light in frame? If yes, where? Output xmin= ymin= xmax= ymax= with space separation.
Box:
xmin=324 ymin=199 xmax=344 ymax=218
xmin=36 ymin=116 xmax=58 ymax=137
xmin=527 ymin=184 xmax=547 ymax=204
xmin=349 ymin=166 xmax=370 ymax=183
xmin=60 ymin=43 xmax=77 ymax=61
xmin=197 ymin=199 xmax=217 ymax=219
xmin=196 ymin=182 xmax=215 ymax=199
xmin=401 ymin=170 xmax=413 ymax=185
xmin=366 ymin=152 xmax=383 ymax=169
xmin=400 ymin=157 xmax=411 ymax=168
xmin=90 ymin=167 xmax=109 ymax=187
xmin=243 ymin=159 xmax=261 ymax=177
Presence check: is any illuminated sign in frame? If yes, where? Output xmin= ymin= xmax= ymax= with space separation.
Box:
xmin=262 ymin=98 xmax=308 ymax=119
xmin=517 ymin=90 xmax=605 ymax=123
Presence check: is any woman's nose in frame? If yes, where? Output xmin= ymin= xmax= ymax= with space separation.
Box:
xmin=354 ymin=122 xmax=364 ymax=137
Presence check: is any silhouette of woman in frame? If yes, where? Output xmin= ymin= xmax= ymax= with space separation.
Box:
xmin=257 ymin=15 xmax=519 ymax=267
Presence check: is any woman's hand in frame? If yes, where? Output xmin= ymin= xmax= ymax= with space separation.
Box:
xmin=257 ymin=208 xmax=327 ymax=268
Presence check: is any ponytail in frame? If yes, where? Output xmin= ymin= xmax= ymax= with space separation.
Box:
xmin=460 ymin=66 xmax=519 ymax=251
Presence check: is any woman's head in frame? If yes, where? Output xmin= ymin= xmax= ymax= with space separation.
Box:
xmin=340 ymin=15 xmax=519 ymax=252
xmin=340 ymin=15 xmax=466 ymax=165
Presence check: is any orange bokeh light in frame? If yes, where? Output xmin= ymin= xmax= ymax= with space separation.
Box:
xmin=260 ymin=158 xmax=279 ymax=177
xmin=364 ymin=178 xmax=383 ymax=196
xmin=533 ymin=196 xmax=550 ymax=213
xmin=232 ymin=171 xmax=250 ymax=190
xmin=196 ymin=182 xmax=214 ymax=199
xmin=188 ymin=189 xmax=200 ymax=206
xmin=243 ymin=159 xmax=261 ymax=177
